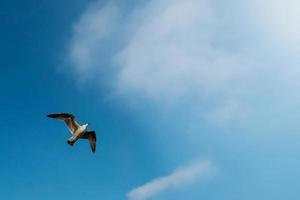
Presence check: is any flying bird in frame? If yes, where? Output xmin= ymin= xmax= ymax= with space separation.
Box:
xmin=47 ymin=113 xmax=96 ymax=153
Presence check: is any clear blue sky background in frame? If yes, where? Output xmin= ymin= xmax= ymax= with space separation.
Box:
xmin=1 ymin=0 xmax=300 ymax=199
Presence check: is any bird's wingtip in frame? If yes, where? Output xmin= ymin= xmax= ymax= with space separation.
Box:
xmin=47 ymin=114 xmax=55 ymax=118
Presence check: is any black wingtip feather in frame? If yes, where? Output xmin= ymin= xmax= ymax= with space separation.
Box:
xmin=47 ymin=113 xmax=74 ymax=118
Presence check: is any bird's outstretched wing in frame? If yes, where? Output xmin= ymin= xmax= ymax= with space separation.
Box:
xmin=47 ymin=113 xmax=80 ymax=134
xmin=82 ymin=131 xmax=97 ymax=153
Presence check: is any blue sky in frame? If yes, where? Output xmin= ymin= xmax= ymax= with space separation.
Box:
xmin=1 ymin=0 xmax=300 ymax=199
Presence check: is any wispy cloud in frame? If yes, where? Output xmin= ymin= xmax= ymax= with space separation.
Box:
xmin=68 ymin=0 xmax=300 ymax=125
xmin=68 ymin=2 xmax=120 ymax=80
xmin=116 ymin=0 xmax=250 ymax=101
xmin=68 ymin=0 xmax=254 ymax=123
xmin=249 ymin=0 xmax=300 ymax=49
xmin=127 ymin=160 xmax=214 ymax=200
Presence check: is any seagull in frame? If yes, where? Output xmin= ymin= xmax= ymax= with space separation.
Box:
xmin=47 ymin=113 xmax=96 ymax=153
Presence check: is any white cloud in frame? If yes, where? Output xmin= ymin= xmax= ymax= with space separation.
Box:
xmin=68 ymin=0 xmax=300 ymax=124
xmin=249 ymin=0 xmax=300 ymax=49
xmin=69 ymin=0 xmax=251 ymax=98
xmin=127 ymin=160 xmax=214 ymax=200
xmin=68 ymin=0 xmax=255 ymax=123
xmin=116 ymin=0 xmax=248 ymax=100
xmin=69 ymin=2 xmax=119 ymax=80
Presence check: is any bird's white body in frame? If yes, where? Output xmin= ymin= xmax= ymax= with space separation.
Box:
xmin=68 ymin=124 xmax=89 ymax=144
